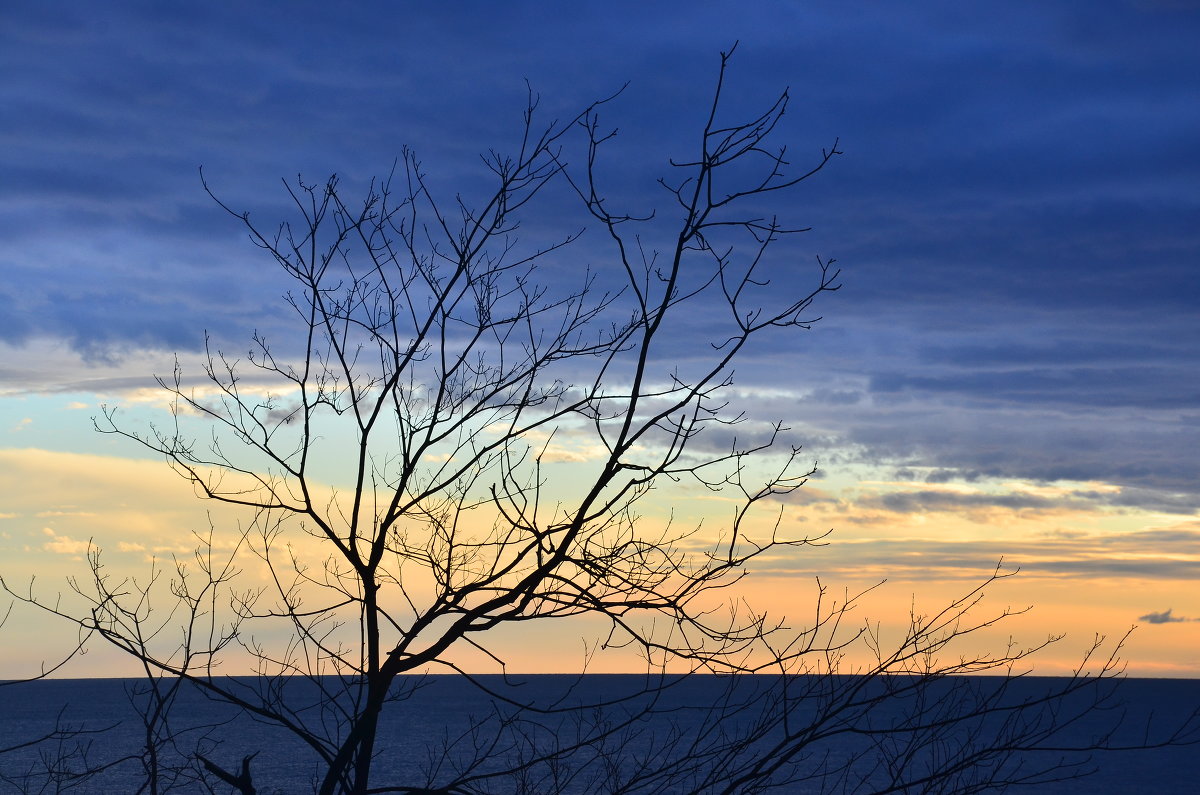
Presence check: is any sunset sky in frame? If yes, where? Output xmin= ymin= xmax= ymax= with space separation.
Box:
xmin=2 ymin=1 xmax=1198 ymax=678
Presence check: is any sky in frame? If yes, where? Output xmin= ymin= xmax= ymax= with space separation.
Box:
xmin=1 ymin=0 xmax=1198 ymax=677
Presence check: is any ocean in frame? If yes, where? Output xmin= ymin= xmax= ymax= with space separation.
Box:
xmin=1 ymin=675 xmax=1196 ymax=793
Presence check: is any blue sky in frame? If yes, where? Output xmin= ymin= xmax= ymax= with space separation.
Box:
xmin=2 ymin=1 xmax=1198 ymax=675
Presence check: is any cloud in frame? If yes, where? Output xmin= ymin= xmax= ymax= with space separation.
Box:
xmin=41 ymin=527 xmax=89 ymax=557
xmin=851 ymin=481 xmax=1200 ymax=519
xmin=749 ymin=519 xmax=1200 ymax=583
xmin=0 ymin=449 xmax=238 ymax=555
xmin=0 ymin=338 xmax=299 ymax=404
xmin=870 ymin=365 xmax=1200 ymax=411
xmin=1 ymin=0 xmax=1197 ymax=522
xmin=861 ymin=489 xmax=1065 ymax=515
xmin=840 ymin=398 xmax=1200 ymax=507
xmin=1139 ymin=608 xmax=1200 ymax=624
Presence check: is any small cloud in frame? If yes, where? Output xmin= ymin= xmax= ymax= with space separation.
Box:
xmin=10 ymin=417 xmax=32 ymax=432
xmin=41 ymin=527 xmax=90 ymax=556
xmin=65 ymin=401 xmax=89 ymax=410
xmin=117 ymin=541 xmax=146 ymax=552
xmin=1138 ymin=608 xmax=1200 ymax=624
xmin=538 ymin=444 xmax=611 ymax=463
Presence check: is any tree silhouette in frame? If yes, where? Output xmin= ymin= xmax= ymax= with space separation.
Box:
xmin=3 ymin=46 xmax=1196 ymax=794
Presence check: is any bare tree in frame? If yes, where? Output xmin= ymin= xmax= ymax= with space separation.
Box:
xmin=3 ymin=46 xmax=1196 ymax=794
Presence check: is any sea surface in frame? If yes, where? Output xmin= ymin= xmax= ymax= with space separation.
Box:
xmin=0 ymin=675 xmax=1196 ymax=793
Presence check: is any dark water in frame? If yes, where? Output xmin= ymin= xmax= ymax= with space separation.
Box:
xmin=1 ymin=675 xmax=1196 ymax=793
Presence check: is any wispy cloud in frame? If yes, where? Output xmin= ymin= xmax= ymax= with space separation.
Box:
xmin=1139 ymin=608 xmax=1200 ymax=624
